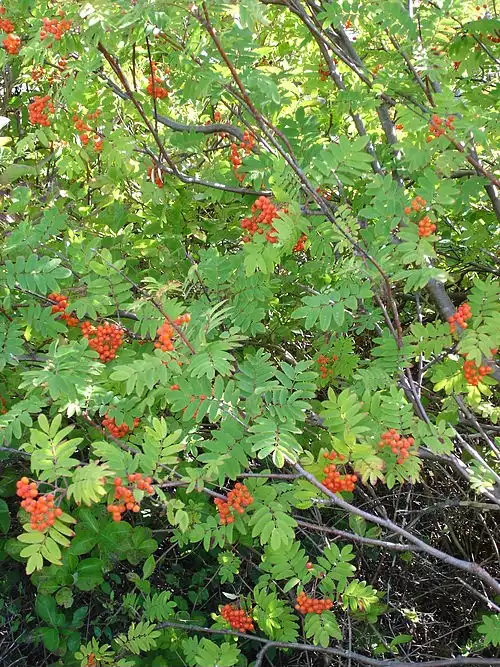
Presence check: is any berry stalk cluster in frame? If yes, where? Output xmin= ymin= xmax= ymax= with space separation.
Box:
xmin=378 ymin=429 xmax=415 ymax=464
xmin=221 ymin=604 xmax=254 ymax=632
xmin=2 ymin=33 xmax=20 ymax=54
xmin=0 ymin=7 xmax=14 ymax=33
xmin=107 ymin=474 xmax=154 ymax=522
xmin=322 ymin=451 xmax=357 ymax=493
xmin=48 ymin=292 xmax=79 ymax=327
xmin=72 ymin=109 xmax=102 ymax=152
xmin=404 ymin=196 xmax=436 ymax=238
xmin=317 ymin=353 xmax=338 ymax=380
xmin=463 ymin=359 xmax=491 ymax=386
xmin=295 ymin=591 xmax=333 ymax=614
xmin=292 ymin=234 xmax=308 ymax=253
xmin=155 ymin=313 xmax=190 ymax=352
xmin=448 ymin=302 xmax=472 ymax=334
xmin=147 ymin=164 xmax=164 ymax=189
xmin=427 ymin=114 xmax=454 ymax=141
xmin=214 ymin=483 xmax=254 ymax=525
xmin=40 ymin=11 xmax=72 ymax=42
xmin=417 ymin=215 xmax=436 ymax=238
xmin=318 ymin=60 xmax=329 ymax=81
xmin=102 ymin=414 xmax=140 ymax=439
xmin=81 ymin=322 xmax=124 ymax=362
xmin=241 ymin=196 xmax=279 ymax=244
xmin=146 ymin=62 xmax=169 ymax=99
xmin=404 ymin=196 xmax=426 ymax=215
xmin=229 ymin=130 xmax=254 ymax=182
xmin=16 ymin=478 xmax=63 ymax=532
xmin=29 ymin=96 xmax=55 ymax=126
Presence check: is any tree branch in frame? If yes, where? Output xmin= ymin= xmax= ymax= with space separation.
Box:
xmin=155 ymin=620 xmax=500 ymax=667
xmin=288 ymin=457 xmax=500 ymax=595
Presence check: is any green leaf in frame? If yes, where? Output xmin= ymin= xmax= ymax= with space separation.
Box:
xmin=36 ymin=595 xmax=59 ymax=626
xmin=304 ymin=610 xmax=342 ymax=647
xmin=75 ymin=558 xmax=104 ymax=591
xmin=69 ymin=527 xmax=99 ymax=555
xmin=0 ymin=499 xmax=11 ymax=533
xmin=478 ymin=614 xmax=500 ymax=647
xmin=38 ymin=627 xmax=60 ymax=652
xmin=142 ymin=555 xmax=155 ymax=579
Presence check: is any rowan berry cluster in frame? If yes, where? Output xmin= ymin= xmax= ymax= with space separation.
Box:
xmin=295 ymin=591 xmax=333 ymax=614
xmin=229 ymin=130 xmax=254 ymax=182
xmin=241 ymin=130 xmax=255 ymax=154
xmin=0 ymin=16 xmax=14 ymax=33
xmin=2 ymin=33 xmax=20 ymax=54
xmin=146 ymin=62 xmax=169 ymax=99
xmin=175 ymin=314 xmax=190 ymax=329
xmin=317 ymin=354 xmax=338 ymax=380
xmin=28 ymin=96 xmax=55 ymax=126
xmin=417 ymin=215 xmax=437 ymax=238
xmin=40 ymin=13 xmax=72 ymax=42
xmin=241 ymin=196 xmax=279 ymax=244
xmin=102 ymin=414 xmax=140 ymax=439
xmin=147 ymin=164 xmax=164 ymax=189
xmin=16 ymin=478 xmax=63 ymax=532
xmin=463 ymin=359 xmax=491 ymax=386
xmin=322 ymin=459 xmax=357 ymax=493
xmin=31 ymin=65 xmax=45 ymax=81
xmin=372 ymin=63 xmax=383 ymax=75
xmin=46 ymin=57 xmax=69 ymax=85
xmin=155 ymin=321 xmax=174 ymax=351
xmin=154 ymin=314 xmax=190 ymax=352
xmin=293 ymin=234 xmax=308 ymax=253
xmin=318 ymin=61 xmax=329 ymax=81
xmin=316 ymin=186 xmax=332 ymax=201
xmin=214 ymin=483 xmax=254 ymax=525
xmin=404 ymin=195 xmax=426 ymax=215
xmin=205 ymin=110 xmax=228 ymax=138
xmin=221 ymin=605 xmax=254 ymax=632
xmin=47 ymin=292 xmax=79 ymax=327
xmin=107 ymin=474 xmax=154 ymax=522
xmin=81 ymin=321 xmax=124 ymax=362
xmin=0 ymin=7 xmax=17 ymax=53
xmin=72 ymin=110 xmax=102 ymax=151
xmin=448 ymin=302 xmax=472 ymax=334
xmin=427 ymin=114 xmax=454 ymax=141
xmin=48 ymin=292 xmax=68 ymax=313
xmin=0 ymin=395 xmax=6 ymax=415
xmin=230 ymin=143 xmax=244 ymax=182
xmin=378 ymin=429 xmax=415 ymax=464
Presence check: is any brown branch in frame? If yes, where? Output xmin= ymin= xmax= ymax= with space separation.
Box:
xmin=295 ymin=518 xmax=419 ymax=552
xmin=288 ymin=457 xmax=500 ymax=595
xmin=154 ymin=620 xmax=500 ymax=667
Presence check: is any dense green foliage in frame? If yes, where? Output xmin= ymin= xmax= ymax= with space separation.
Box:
xmin=0 ymin=0 xmax=499 ymax=665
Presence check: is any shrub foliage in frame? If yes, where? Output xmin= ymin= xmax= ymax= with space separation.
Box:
xmin=0 ymin=1 xmax=499 ymax=666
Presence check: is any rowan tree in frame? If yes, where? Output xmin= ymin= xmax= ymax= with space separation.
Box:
xmin=0 ymin=1 xmax=499 ymax=666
